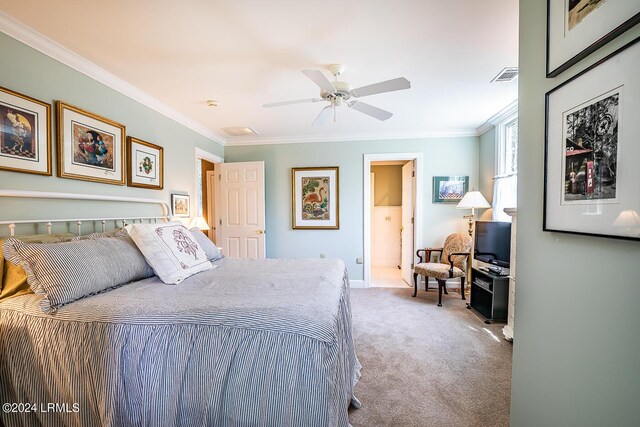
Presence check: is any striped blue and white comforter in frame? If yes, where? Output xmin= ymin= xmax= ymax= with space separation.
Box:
xmin=0 ymin=258 xmax=361 ymax=426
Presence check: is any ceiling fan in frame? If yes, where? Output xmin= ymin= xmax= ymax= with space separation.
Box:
xmin=263 ymin=64 xmax=411 ymax=127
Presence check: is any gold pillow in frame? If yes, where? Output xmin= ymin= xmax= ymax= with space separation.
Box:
xmin=0 ymin=238 xmax=31 ymax=301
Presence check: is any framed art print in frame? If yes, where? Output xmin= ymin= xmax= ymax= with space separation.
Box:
xmin=56 ymin=101 xmax=126 ymax=185
xmin=127 ymin=136 xmax=164 ymax=190
xmin=432 ymin=176 xmax=468 ymax=203
xmin=544 ymin=37 xmax=640 ymax=241
xmin=292 ymin=167 xmax=339 ymax=229
xmin=171 ymin=194 xmax=190 ymax=218
xmin=547 ymin=0 xmax=640 ymax=77
xmin=0 ymin=86 xmax=51 ymax=175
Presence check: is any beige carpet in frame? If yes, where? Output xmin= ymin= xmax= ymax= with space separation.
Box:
xmin=348 ymin=287 xmax=512 ymax=427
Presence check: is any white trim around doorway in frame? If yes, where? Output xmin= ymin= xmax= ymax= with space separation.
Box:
xmin=363 ymin=152 xmax=424 ymax=288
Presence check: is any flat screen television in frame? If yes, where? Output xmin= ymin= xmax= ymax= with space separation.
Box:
xmin=474 ymin=221 xmax=511 ymax=268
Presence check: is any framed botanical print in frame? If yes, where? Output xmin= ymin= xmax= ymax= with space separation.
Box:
xmin=0 ymin=86 xmax=51 ymax=175
xmin=127 ymin=136 xmax=164 ymax=190
xmin=544 ymin=37 xmax=640 ymax=241
xmin=171 ymin=194 xmax=190 ymax=218
xmin=547 ymin=0 xmax=640 ymax=77
xmin=292 ymin=167 xmax=339 ymax=229
xmin=432 ymin=176 xmax=468 ymax=203
xmin=56 ymin=101 xmax=126 ymax=185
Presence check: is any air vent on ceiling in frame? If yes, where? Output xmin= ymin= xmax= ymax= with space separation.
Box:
xmin=491 ymin=67 xmax=519 ymax=83
xmin=222 ymin=127 xmax=259 ymax=137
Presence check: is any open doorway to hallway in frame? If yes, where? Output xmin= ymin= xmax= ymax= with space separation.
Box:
xmin=368 ymin=159 xmax=417 ymax=288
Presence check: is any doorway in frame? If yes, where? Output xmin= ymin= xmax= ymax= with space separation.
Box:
xmin=364 ymin=153 xmax=423 ymax=288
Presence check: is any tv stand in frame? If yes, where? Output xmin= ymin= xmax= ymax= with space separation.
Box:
xmin=468 ymin=268 xmax=509 ymax=323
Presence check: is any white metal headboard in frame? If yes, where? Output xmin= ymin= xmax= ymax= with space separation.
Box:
xmin=0 ymin=189 xmax=170 ymax=237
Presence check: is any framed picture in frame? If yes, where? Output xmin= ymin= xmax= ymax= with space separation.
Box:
xmin=56 ymin=101 xmax=126 ymax=185
xmin=432 ymin=176 xmax=468 ymax=203
xmin=0 ymin=86 xmax=51 ymax=175
xmin=544 ymin=37 xmax=640 ymax=241
xmin=127 ymin=136 xmax=164 ymax=190
xmin=171 ymin=194 xmax=190 ymax=218
xmin=292 ymin=167 xmax=339 ymax=229
xmin=547 ymin=0 xmax=640 ymax=77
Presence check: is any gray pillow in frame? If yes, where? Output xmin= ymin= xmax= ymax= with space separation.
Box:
xmin=190 ymin=228 xmax=222 ymax=261
xmin=71 ymin=228 xmax=124 ymax=241
xmin=2 ymin=234 xmax=155 ymax=313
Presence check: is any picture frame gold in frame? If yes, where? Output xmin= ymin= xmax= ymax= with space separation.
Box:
xmin=127 ymin=136 xmax=164 ymax=190
xmin=56 ymin=101 xmax=126 ymax=185
xmin=292 ymin=166 xmax=339 ymax=230
xmin=0 ymin=85 xmax=51 ymax=176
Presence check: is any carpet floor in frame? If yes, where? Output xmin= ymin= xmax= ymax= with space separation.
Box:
xmin=348 ymin=287 xmax=512 ymax=427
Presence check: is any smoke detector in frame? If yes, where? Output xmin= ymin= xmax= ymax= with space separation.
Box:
xmin=491 ymin=67 xmax=519 ymax=83
xmin=206 ymin=99 xmax=219 ymax=107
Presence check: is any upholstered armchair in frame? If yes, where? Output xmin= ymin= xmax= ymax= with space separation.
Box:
xmin=412 ymin=233 xmax=472 ymax=307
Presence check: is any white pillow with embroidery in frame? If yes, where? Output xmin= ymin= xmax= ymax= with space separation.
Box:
xmin=125 ymin=222 xmax=213 ymax=284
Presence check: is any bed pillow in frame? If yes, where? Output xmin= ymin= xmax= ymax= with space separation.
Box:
xmin=0 ymin=239 xmax=31 ymax=302
xmin=125 ymin=222 xmax=214 ymax=284
xmin=71 ymin=228 xmax=123 ymax=241
xmin=190 ymin=228 xmax=223 ymax=261
xmin=2 ymin=234 xmax=155 ymax=313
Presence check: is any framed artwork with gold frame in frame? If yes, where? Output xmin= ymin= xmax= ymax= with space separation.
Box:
xmin=0 ymin=85 xmax=51 ymax=176
xmin=127 ymin=136 xmax=164 ymax=190
xmin=292 ymin=166 xmax=339 ymax=229
xmin=56 ymin=101 xmax=126 ymax=185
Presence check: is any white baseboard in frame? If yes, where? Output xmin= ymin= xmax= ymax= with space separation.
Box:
xmin=350 ymin=280 xmax=365 ymax=288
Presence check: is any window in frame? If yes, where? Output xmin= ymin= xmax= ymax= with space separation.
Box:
xmin=493 ymin=113 xmax=518 ymax=222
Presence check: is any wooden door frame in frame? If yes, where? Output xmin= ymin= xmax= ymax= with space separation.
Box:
xmin=194 ymin=147 xmax=223 ymax=228
xmin=363 ymin=153 xmax=423 ymax=288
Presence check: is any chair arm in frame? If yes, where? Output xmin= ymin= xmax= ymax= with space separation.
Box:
xmin=416 ymin=247 xmax=443 ymax=263
xmin=447 ymin=252 xmax=470 ymax=278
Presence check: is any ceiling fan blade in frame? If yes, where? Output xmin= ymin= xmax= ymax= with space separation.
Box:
xmin=312 ymin=105 xmax=333 ymax=127
xmin=302 ymin=70 xmax=336 ymax=93
xmin=350 ymin=77 xmax=411 ymax=98
xmin=349 ymin=101 xmax=393 ymax=121
xmin=263 ymin=98 xmax=322 ymax=108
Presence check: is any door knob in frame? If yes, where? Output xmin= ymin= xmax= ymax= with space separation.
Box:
xmin=255 ymin=229 xmax=265 ymax=234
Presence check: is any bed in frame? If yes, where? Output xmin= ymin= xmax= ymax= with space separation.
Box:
xmin=0 ymin=190 xmax=361 ymax=426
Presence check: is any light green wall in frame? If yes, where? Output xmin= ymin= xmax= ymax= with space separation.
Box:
xmin=0 ymin=32 xmax=223 ymax=234
xmin=371 ymin=165 xmax=402 ymax=206
xmin=225 ymin=137 xmax=478 ymax=280
xmin=511 ymin=1 xmax=640 ymax=425
xmin=478 ymin=127 xmax=496 ymax=220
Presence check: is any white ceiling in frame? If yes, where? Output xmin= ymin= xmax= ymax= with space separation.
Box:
xmin=0 ymin=0 xmax=519 ymax=145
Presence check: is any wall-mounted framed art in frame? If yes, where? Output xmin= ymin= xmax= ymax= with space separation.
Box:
xmin=432 ymin=176 xmax=468 ymax=203
xmin=292 ymin=167 xmax=339 ymax=229
xmin=171 ymin=194 xmax=190 ymax=218
xmin=127 ymin=136 xmax=164 ymax=190
xmin=56 ymin=101 xmax=126 ymax=185
xmin=546 ymin=0 xmax=640 ymax=77
xmin=544 ymin=37 xmax=640 ymax=241
xmin=0 ymin=86 xmax=51 ymax=176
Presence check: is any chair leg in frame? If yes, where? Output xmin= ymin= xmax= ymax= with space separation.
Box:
xmin=424 ymin=276 xmax=429 ymax=291
xmin=437 ymin=279 xmax=445 ymax=307
xmin=460 ymin=277 xmax=466 ymax=300
xmin=443 ymin=282 xmax=448 ymax=294
xmin=413 ymin=273 xmax=418 ymax=297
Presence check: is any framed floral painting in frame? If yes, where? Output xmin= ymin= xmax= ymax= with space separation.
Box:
xmin=292 ymin=167 xmax=339 ymax=229
xmin=127 ymin=136 xmax=164 ymax=190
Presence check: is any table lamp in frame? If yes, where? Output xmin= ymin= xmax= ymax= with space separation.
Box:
xmin=612 ymin=210 xmax=640 ymax=237
xmin=456 ymin=190 xmax=490 ymax=236
xmin=188 ymin=216 xmax=210 ymax=231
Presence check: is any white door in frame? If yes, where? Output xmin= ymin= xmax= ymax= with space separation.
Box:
xmin=401 ymin=161 xmax=415 ymax=285
xmin=217 ymin=161 xmax=266 ymax=259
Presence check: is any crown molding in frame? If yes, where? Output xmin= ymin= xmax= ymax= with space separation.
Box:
xmin=225 ymin=129 xmax=479 ymax=147
xmin=0 ymin=11 xmax=227 ymax=146
xmin=476 ymin=99 xmax=518 ymax=135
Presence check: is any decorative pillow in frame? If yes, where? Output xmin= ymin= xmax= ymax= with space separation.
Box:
xmin=0 ymin=239 xmax=31 ymax=302
xmin=190 ymin=228 xmax=223 ymax=261
xmin=2 ymin=235 xmax=155 ymax=313
xmin=125 ymin=223 xmax=213 ymax=284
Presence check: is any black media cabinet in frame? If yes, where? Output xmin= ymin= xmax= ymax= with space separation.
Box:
xmin=468 ymin=268 xmax=509 ymax=323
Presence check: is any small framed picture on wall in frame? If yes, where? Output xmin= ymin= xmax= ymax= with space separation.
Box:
xmin=432 ymin=176 xmax=469 ymax=203
xmin=127 ymin=136 xmax=164 ymax=190
xmin=171 ymin=194 xmax=191 ymax=218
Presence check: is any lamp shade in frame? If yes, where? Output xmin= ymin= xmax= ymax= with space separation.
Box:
xmin=188 ymin=216 xmax=210 ymax=231
xmin=456 ymin=191 xmax=491 ymax=210
xmin=612 ymin=210 xmax=640 ymax=227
